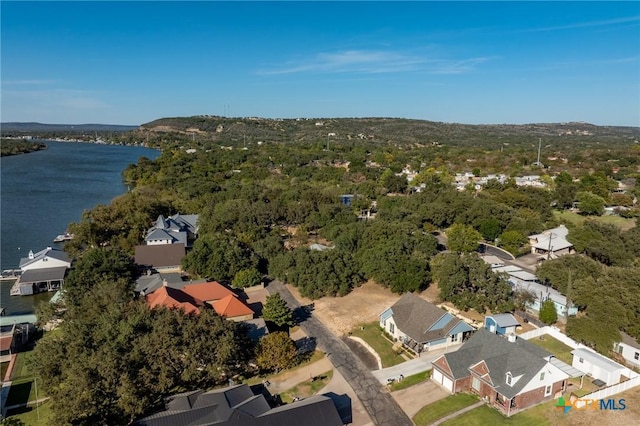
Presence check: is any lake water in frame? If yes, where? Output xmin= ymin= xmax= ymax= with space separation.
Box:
xmin=0 ymin=141 xmax=159 ymax=314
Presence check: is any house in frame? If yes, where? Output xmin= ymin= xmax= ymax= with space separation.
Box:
xmin=492 ymin=265 xmax=577 ymax=317
xmin=528 ymin=225 xmax=574 ymax=258
xmin=134 ymin=243 xmax=186 ymax=272
xmin=431 ymin=329 xmax=575 ymax=416
xmin=144 ymin=214 xmax=199 ymax=246
xmin=134 ymin=383 xmax=345 ymax=426
xmin=484 ymin=314 xmax=520 ymax=336
xmin=379 ymin=293 xmax=475 ymax=353
xmin=145 ymin=281 xmax=254 ymax=321
xmin=614 ymin=332 xmax=640 ymax=368
xmin=10 ymin=247 xmax=72 ymax=296
xmin=572 ymin=347 xmax=627 ymax=385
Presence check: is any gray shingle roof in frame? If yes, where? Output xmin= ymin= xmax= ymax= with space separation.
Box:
xmin=487 ymin=313 xmax=520 ymax=328
xmin=145 ymin=228 xmax=176 ymax=242
xmin=135 ymin=384 xmax=343 ymax=426
xmin=440 ymin=328 xmax=553 ymax=399
xmin=390 ymin=293 xmax=456 ymax=344
xmin=134 ymin=244 xmax=186 ymax=268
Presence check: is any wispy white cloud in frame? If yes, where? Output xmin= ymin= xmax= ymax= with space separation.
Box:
xmin=258 ymin=49 xmax=490 ymax=75
xmin=518 ymin=16 xmax=640 ymax=33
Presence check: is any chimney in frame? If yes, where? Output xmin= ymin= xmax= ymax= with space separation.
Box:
xmin=507 ymin=333 xmax=517 ymax=343
xmin=162 ymin=279 xmax=168 ymax=287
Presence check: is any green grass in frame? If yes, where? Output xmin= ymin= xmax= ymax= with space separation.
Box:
xmin=389 ymin=369 xmax=431 ymax=392
xmin=441 ymin=404 xmax=552 ymax=426
xmin=5 ymin=350 xmax=47 ymax=406
xmin=554 ymin=210 xmax=636 ymax=231
xmin=351 ymin=322 xmax=406 ymax=367
xmin=5 ymin=400 xmax=54 ymax=425
xmin=529 ymin=335 xmax=574 ymax=365
xmin=279 ymin=369 xmax=333 ymax=404
xmin=413 ymin=393 xmax=479 ymax=426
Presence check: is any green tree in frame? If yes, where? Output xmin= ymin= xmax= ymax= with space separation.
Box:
xmin=232 ymin=268 xmax=262 ymax=288
xmin=262 ymin=293 xmax=293 ymax=327
xmin=446 ymin=223 xmax=482 ymax=253
xmin=539 ymin=299 xmax=558 ymax=325
xmin=497 ymin=230 xmax=527 ymax=255
xmin=255 ymin=331 xmax=298 ymax=372
xmin=576 ymin=191 xmax=605 ymax=216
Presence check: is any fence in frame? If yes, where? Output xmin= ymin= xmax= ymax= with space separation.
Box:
xmin=580 ymin=376 xmax=640 ymax=400
xmin=515 ymin=310 xmax=545 ymax=328
xmin=519 ymin=326 xmax=579 ymax=349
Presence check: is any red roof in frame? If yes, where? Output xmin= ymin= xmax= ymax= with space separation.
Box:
xmin=145 ymin=282 xmax=253 ymax=319
xmin=181 ymin=281 xmax=235 ymax=303
xmin=146 ymin=286 xmax=200 ymax=315
xmin=0 ymin=334 xmax=14 ymax=352
xmin=210 ymin=295 xmax=254 ymax=319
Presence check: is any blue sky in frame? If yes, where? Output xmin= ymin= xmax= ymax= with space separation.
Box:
xmin=2 ymin=1 xmax=639 ymax=126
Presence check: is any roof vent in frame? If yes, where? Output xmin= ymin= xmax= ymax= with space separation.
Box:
xmin=507 ymin=333 xmax=517 ymax=343
xmin=28 ymin=250 xmax=34 ymax=259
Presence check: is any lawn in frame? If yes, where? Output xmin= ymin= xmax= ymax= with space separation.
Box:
xmin=389 ymin=370 xmax=431 ymax=392
xmin=279 ymin=370 xmax=333 ymax=404
xmin=412 ymin=393 xmax=479 ymax=426
xmin=5 ymin=400 xmax=54 ymax=425
xmin=350 ymin=322 xmax=406 ymax=367
xmin=5 ymin=350 xmax=47 ymax=406
xmin=528 ymin=335 xmax=574 ymax=365
xmin=553 ymin=210 xmax=636 ymax=231
xmin=441 ymin=404 xmax=552 ymax=426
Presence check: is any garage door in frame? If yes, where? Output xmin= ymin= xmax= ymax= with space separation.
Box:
xmin=442 ymin=376 xmax=453 ymax=392
xmin=433 ymin=369 xmax=443 ymax=384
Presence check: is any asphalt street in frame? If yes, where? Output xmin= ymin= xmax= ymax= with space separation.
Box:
xmin=269 ymin=281 xmax=414 ymax=426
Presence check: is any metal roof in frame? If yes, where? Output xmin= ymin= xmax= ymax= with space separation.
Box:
xmin=549 ymin=357 xmax=585 ymax=378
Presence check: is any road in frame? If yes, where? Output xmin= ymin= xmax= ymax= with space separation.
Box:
xmin=269 ymin=281 xmax=414 ymax=426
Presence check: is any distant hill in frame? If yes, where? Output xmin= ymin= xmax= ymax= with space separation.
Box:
xmin=139 ymin=116 xmax=640 ymax=147
xmin=1 ymin=122 xmax=139 ymax=132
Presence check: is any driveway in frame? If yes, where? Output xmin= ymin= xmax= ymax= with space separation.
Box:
xmin=391 ymin=380 xmax=448 ymax=418
xmin=372 ymin=346 xmax=461 ymax=385
xmin=269 ymin=281 xmax=413 ymax=426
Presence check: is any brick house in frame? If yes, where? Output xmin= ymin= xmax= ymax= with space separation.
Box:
xmin=432 ymin=329 xmax=573 ymax=416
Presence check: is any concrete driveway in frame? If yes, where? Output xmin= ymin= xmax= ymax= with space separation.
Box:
xmin=372 ymin=346 xmax=461 ymax=385
xmin=391 ymin=380 xmax=449 ymax=418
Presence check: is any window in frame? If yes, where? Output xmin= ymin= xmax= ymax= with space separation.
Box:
xmin=451 ymin=333 xmax=459 ymax=342
xmin=545 ymin=385 xmax=552 ymax=396
xmin=472 ymin=377 xmax=480 ymax=391
xmin=635 ymin=352 xmax=639 ymax=360
xmin=540 ymin=372 xmax=545 ymax=381
xmin=506 ymin=373 xmax=512 ymax=386
xmin=389 ymin=323 xmax=394 ymax=334
xmin=579 ymin=358 xmax=584 ymax=363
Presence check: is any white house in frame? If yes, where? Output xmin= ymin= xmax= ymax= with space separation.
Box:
xmin=11 ymin=247 xmax=71 ymax=296
xmin=571 ymin=347 xmax=626 ymax=385
xmin=379 ymin=293 xmax=475 ymax=353
xmin=145 ymin=214 xmax=199 ymax=247
xmin=614 ymin=332 xmax=640 ymax=368
xmin=528 ymin=225 xmax=574 ymax=258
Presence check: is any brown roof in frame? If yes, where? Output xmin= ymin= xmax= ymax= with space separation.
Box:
xmin=181 ymin=281 xmax=235 ymax=303
xmin=135 ymin=244 xmax=185 ymax=269
xmin=0 ymin=334 xmax=14 ymax=352
xmin=209 ymin=295 xmax=254 ymax=319
xmin=146 ymin=286 xmax=200 ymax=315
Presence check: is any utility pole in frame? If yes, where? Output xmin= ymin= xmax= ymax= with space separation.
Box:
xmin=537 ymin=138 xmax=542 ymax=165
xmin=565 ymin=270 xmax=572 ymax=321
xmin=326 ymin=133 xmax=330 ymax=151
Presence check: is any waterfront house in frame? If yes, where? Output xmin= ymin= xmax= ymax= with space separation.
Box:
xmin=134 ymin=243 xmax=186 ymax=273
xmin=379 ymin=293 xmax=475 ymax=353
xmin=11 ymin=247 xmax=71 ymax=296
xmin=614 ymin=332 xmax=640 ymax=369
xmin=431 ymin=329 xmax=576 ymax=416
xmin=144 ymin=214 xmax=199 ymax=247
xmin=134 ymin=384 xmax=345 ymax=426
